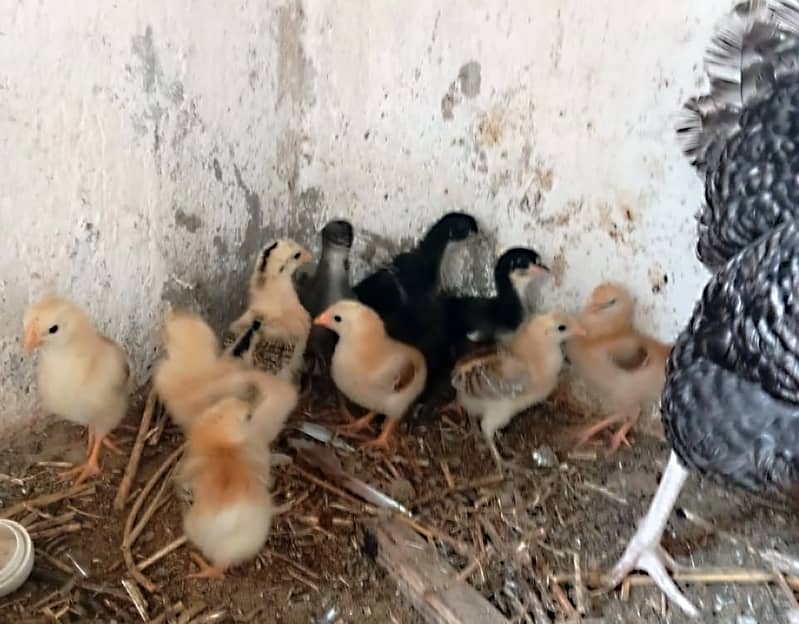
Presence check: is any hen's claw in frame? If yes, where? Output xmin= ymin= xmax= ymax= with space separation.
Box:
xmin=604 ymin=452 xmax=699 ymax=618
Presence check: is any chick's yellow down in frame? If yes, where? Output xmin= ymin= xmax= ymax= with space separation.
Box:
xmin=314 ymin=300 xmax=426 ymax=451
xmin=451 ymin=312 xmax=585 ymax=472
xmin=175 ymin=397 xmax=275 ymax=579
xmin=23 ymin=296 xmax=130 ymax=484
xmin=224 ymin=240 xmax=313 ymax=384
xmin=155 ymin=310 xmax=298 ymax=440
xmin=566 ymin=282 xmax=672 ymax=452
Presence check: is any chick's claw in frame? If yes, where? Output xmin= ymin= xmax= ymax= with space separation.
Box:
xmin=337 ymin=411 xmax=377 ymax=437
xmin=361 ymin=419 xmax=399 ymax=452
xmin=186 ymin=553 xmax=226 ymax=580
xmin=58 ymin=461 xmax=101 ymax=486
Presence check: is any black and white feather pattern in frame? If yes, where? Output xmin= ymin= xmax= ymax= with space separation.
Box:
xmin=664 ymin=220 xmax=799 ymax=500
xmin=676 ymin=0 xmax=799 ymax=271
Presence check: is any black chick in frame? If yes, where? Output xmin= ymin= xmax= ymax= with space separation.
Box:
xmin=677 ymin=0 xmax=799 ymax=272
xmin=353 ymin=212 xmax=479 ymax=318
xmin=606 ymin=3 xmax=799 ymax=618
xmin=298 ymin=220 xmax=355 ymax=383
xmin=443 ymin=247 xmax=549 ymax=359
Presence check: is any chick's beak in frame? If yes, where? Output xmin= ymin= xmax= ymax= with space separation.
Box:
xmin=300 ymin=249 xmax=313 ymax=265
xmin=313 ymin=310 xmax=333 ymax=329
xmin=529 ymin=262 xmax=550 ymax=276
xmin=22 ymin=326 xmax=41 ymax=353
xmin=569 ymin=323 xmax=588 ymax=338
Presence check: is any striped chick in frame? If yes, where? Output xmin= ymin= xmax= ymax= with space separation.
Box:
xmin=224 ymin=240 xmax=313 ymax=384
xmin=451 ymin=312 xmax=585 ymax=473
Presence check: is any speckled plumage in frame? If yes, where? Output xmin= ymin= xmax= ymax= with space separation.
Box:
xmin=664 ymin=220 xmax=799 ymax=500
xmin=677 ymin=0 xmax=799 ymax=271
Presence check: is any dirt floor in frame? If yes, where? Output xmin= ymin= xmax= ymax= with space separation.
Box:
xmin=1 ymin=380 xmax=798 ymax=624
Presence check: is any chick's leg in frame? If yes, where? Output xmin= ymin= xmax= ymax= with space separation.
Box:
xmin=608 ymin=406 xmax=641 ymax=454
xmin=337 ymin=411 xmax=376 ymax=436
xmin=58 ymin=433 xmax=104 ymax=485
xmin=338 ymin=392 xmax=356 ymax=423
xmin=603 ymin=452 xmax=698 ymax=617
xmin=186 ymin=552 xmax=226 ymax=580
xmin=362 ymin=418 xmax=400 ymax=451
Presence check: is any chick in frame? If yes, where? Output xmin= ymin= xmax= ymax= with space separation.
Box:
xmin=566 ymin=283 xmax=672 ymax=453
xmin=175 ymin=397 xmax=274 ymax=579
xmin=451 ymin=312 xmax=585 ymax=472
xmin=224 ymin=240 xmax=313 ymax=384
xmin=155 ymin=310 xmax=298 ymax=439
xmin=354 ymin=212 xmax=478 ymax=319
xmin=314 ymin=299 xmax=427 ymax=450
xmin=22 ymin=296 xmax=130 ymax=485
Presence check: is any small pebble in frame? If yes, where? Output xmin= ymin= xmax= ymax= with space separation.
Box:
xmin=531 ymin=445 xmax=558 ymax=468
xmin=388 ymin=478 xmax=416 ymax=503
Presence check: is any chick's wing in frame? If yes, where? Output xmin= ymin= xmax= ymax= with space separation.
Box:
xmin=606 ymin=336 xmax=649 ymax=371
xmin=452 ymin=351 xmax=531 ymax=401
xmin=369 ymin=352 xmax=420 ymax=394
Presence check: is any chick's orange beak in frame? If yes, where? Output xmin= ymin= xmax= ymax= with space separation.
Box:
xmin=314 ymin=310 xmax=333 ymax=328
xmin=569 ymin=323 xmax=588 ymax=338
xmin=22 ymin=326 xmax=41 ymax=353
xmin=300 ymin=249 xmax=313 ymax=265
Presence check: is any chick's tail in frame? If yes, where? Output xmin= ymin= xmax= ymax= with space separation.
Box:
xmin=677 ymin=0 xmax=799 ymax=175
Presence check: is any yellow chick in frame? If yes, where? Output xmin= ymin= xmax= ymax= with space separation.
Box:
xmin=451 ymin=312 xmax=585 ymax=472
xmin=175 ymin=397 xmax=274 ymax=579
xmin=313 ymin=299 xmax=427 ymax=451
xmin=155 ymin=309 xmax=298 ymax=439
xmin=224 ymin=240 xmax=313 ymax=384
xmin=22 ymin=296 xmax=130 ymax=484
xmin=566 ymin=282 xmax=672 ymax=452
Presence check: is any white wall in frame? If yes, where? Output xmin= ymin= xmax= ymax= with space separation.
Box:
xmin=1 ymin=0 xmax=728 ymax=429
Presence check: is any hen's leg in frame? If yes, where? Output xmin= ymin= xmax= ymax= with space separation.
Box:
xmin=603 ymin=452 xmax=698 ymax=617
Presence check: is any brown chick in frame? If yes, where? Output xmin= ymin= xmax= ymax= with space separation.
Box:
xmin=224 ymin=240 xmax=313 ymax=384
xmin=451 ymin=312 xmax=585 ymax=473
xmin=314 ymin=299 xmax=427 ymax=451
xmin=175 ymin=397 xmax=275 ymax=579
xmin=565 ymin=282 xmax=672 ymax=453
xmin=22 ymin=296 xmax=130 ymax=485
xmin=154 ymin=310 xmax=298 ymax=435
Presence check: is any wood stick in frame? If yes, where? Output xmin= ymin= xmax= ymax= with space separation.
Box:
xmin=555 ymin=567 xmax=799 ymax=590
xmin=115 ymin=388 xmax=157 ymax=510
xmin=0 ymin=483 xmax=93 ymax=519
xmin=121 ymin=444 xmax=185 ymax=593
xmin=138 ymin=535 xmax=188 ymax=572
xmin=29 ymin=522 xmax=81 ymax=540
xmin=370 ymin=520 xmax=509 ymax=624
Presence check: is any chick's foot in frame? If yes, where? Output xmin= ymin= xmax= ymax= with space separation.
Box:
xmin=337 ymin=411 xmax=377 ymax=437
xmin=362 ymin=418 xmax=399 ymax=451
xmin=604 ymin=452 xmax=699 ymax=618
xmin=186 ymin=553 xmax=226 ymax=580
xmin=58 ymin=461 xmax=101 ymax=485
xmin=101 ymin=435 xmax=124 ymax=455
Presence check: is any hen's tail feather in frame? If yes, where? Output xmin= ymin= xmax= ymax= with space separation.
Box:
xmin=676 ymin=0 xmax=799 ymax=174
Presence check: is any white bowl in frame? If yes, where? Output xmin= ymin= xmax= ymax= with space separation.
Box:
xmin=0 ymin=520 xmax=34 ymax=598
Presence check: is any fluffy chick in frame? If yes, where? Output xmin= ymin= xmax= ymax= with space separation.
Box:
xmin=314 ymin=299 xmax=427 ymax=450
xmin=225 ymin=240 xmax=313 ymax=383
xmin=566 ymin=282 xmax=672 ymax=452
xmin=175 ymin=397 xmax=274 ymax=579
xmin=155 ymin=310 xmax=298 ymax=440
xmin=23 ymin=296 xmax=130 ymax=485
xmin=451 ymin=312 xmax=585 ymax=472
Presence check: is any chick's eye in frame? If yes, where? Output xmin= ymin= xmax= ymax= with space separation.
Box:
xmin=293 ymin=252 xmax=301 ymax=260
xmin=48 ymin=325 xmax=59 ymax=334
xmin=333 ymin=315 xmax=342 ymax=323
xmin=557 ymin=324 xmax=567 ymax=332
